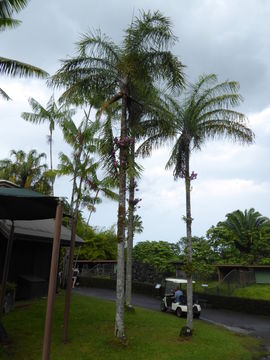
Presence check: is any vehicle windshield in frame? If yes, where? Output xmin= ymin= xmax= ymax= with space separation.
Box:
xmin=165 ymin=281 xmax=178 ymax=295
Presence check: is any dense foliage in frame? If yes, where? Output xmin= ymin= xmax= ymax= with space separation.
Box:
xmin=207 ymin=208 xmax=270 ymax=265
xmin=132 ymin=240 xmax=180 ymax=273
xmin=0 ymin=149 xmax=52 ymax=194
xmin=177 ymin=236 xmax=217 ymax=281
xmin=75 ymin=227 xmax=117 ymax=260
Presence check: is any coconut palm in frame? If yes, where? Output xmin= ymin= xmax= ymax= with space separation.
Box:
xmin=21 ymin=97 xmax=75 ymax=193
xmin=51 ymin=10 xmax=184 ymax=339
xmin=0 ymin=1 xmax=48 ymax=100
xmin=165 ymin=73 xmax=254 ymax=331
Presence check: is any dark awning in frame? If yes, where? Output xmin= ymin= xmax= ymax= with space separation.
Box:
xmin=0 ymin=188 xmax=58 ymax=220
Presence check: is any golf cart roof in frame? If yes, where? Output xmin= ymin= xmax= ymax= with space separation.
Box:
xmin=165 ymin=278 xmax=195 ymax=284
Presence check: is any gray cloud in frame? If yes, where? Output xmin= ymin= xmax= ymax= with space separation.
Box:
xmin=2 ymin=0 xmax=270 ymax=242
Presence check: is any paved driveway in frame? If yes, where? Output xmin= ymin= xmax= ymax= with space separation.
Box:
xmin=73 ymin=287 xmax=270 ymax=340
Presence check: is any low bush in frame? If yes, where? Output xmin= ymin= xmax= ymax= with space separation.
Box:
xmin=198 ymin=292 xmax=270 ymax=316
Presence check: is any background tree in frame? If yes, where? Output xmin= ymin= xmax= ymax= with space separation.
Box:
xmin=0 ymin=149 xmax=52 ymax=194
xmin=177 ymin=236 xmax=217 ymax=281
xmin=21 ymin=97 xmax=75 ymax=192
xmin=207 ymin=208 xmax=270 ymax=265
xmin=74 ymin=227 xmax=118 ymax=260
xmin=166 ymin=73 xmax=254 ymax=331
xmin=132 ymin=240 xmax=179 ymax=274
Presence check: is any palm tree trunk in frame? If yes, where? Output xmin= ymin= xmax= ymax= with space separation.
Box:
xmin=115 ymin=89 xmax=127 ymax=340
xmin=125 ymin=168 xmax=135 ymax=307
xmin=86 ymin=190 xmax=99 ymax=227
xmin=185 ymin=149 xmax=193 ymax=330
xmin=63 ymin=154 xmax=80 ymax=287
xmin=70 ymin=164 xmax=78 ymax=219
xmin=49 ymin=129 xmax=54 ymax=195
xmin=63 ymin=175 xmax=83 ymax=342
xmin=125 ymin=139 xmax=135 ymax=307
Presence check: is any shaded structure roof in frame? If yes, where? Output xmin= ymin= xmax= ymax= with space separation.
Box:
xmin=0 ymin=219 xmax=83 ymax=246
xmin=0 ymin=187 xmax=57 ymax=220
xmin=216 ymin=264 xmax=270 ymax=269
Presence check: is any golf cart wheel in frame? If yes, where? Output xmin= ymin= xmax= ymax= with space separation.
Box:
xmin=160 ymin=301 xmax=167 ymax=312
xmin=176 ymin=307 xmax=182 ymax=317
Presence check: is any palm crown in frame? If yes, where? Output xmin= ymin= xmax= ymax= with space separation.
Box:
xmin=166 ymin=74 xmax=254 ymax=178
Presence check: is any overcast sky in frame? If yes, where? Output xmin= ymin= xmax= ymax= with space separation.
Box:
xmin=1 ymin=0 xmax=270 ymax=244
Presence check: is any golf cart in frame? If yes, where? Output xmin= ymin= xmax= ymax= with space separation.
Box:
xmin=160 ymin=278 xmax=201 ymax=318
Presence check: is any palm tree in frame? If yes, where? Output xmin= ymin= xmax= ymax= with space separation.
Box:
xmin=0 ymin=1 xmax=48 ymax=100
xmin=82 ymin=174 xmax=118 ymax=227
xmin=0 ymin=149 xmax=52 ymax=194
xmin=50 ymin=10 xmax=184 ymax=339
xmin=165 ymin=73 xmax=254 ymax=331
xmin=21 ymin=97 xmax=75 ymax=193
xmin=220 ymin=208 xmax=269 ymax=255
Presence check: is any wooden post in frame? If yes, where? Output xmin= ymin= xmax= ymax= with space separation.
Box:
xmin=0 ymin=221 xmax=14 ymax=321
xmin=62 ymin=214 xmax=77 ymax=343
xmin=42 ymin=202 xmax=62 ymax=360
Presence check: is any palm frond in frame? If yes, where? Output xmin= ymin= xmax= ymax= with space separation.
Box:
xmin=0 ymin=17 xmax=20 ymax=30
xmin=125 ymin=10 xmax=176 ymax=52
xmin=77 ymin=29 xmax=121 ymax=64
xmin=0 ymin=87 xmax=11 ymax=100
xmin=0 ymin=0 xmax=28 ymax=17
xmin=0 ymin=57 xmax=48 ymax=78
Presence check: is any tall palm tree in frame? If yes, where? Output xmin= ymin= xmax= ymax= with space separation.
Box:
xmin=21 ymin=96 xmax=75 ymax=193
xmin=0 ymin=0 xmax=48 ymax=100
xmin=50 ymin=10 xmax=184 ymax=339
xmin=0 ymin=148 xmax=52 ymax=194
xmin=165 ymin=73 xmax=254 ymax=331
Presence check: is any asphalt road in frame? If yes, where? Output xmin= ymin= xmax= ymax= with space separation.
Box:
xmin=73 ymin=286 xmax=270 ymax=340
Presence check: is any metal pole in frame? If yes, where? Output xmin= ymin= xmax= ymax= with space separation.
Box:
xmin=0 ymin=221 xmax=14 ymax=321
xmin=62 ymin=213 xmax=77 ymax=343
xmin=42 ymin=202 xmax=62 ymax=360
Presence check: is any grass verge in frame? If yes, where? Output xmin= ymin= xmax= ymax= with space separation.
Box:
xmin=0 ymin=292 xmax=264 ymax=360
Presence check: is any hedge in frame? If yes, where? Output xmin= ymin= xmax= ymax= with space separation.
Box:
xmin=197 ymin=292 xmax=270 ymax=316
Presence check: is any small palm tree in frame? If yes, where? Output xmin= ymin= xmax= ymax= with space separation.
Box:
xmin=21 ymin=97 xmax=75 ymax=193
xmin=166 ymin=74 xmax=254 ymax=331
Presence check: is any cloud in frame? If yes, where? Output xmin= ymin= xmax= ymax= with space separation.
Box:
xmin=2 ymin=1 xmax=270 ymax=244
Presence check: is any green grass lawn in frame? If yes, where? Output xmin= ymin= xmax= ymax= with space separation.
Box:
xmin=0 ymin=293 xmax=264 ymax=360
xmin=233 ymin=284 xmax=270 ymax=300
xmin=196 ymin=282 xmax=270 ymax=300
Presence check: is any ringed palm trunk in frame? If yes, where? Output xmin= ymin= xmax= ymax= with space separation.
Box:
xmin=63 ymin=152 xmax=81 ymax=287
xmin=125 ymin=141 xmax=135 ymax=307
xmin=115 ymin=88 xmax=128 ymax=339
xmin=86 ymin=190 xmax=100 ymax=227
xmin=184 ymin=148 xmax=193 ymax=330
xmin=49 ymin=129 xmax=55 ymax=195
